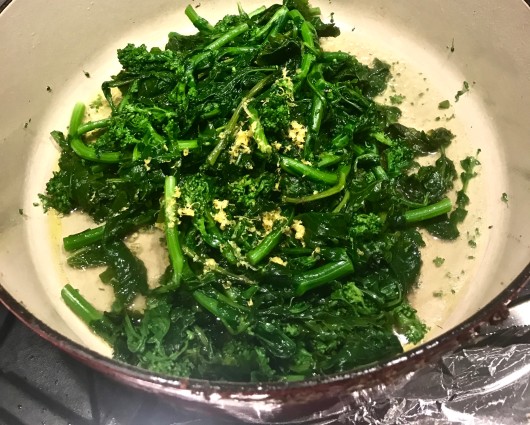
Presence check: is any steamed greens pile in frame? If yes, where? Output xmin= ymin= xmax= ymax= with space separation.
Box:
xmin=40 ymin=0 xmax=478 ymax=382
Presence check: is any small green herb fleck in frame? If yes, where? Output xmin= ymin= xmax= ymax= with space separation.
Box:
xmin=433 ymin=290 xmax=444 ymax=298
xmin=433 ymin=257 xmax=445 ymax=267
xmin=501 ymin=192 xmax=508 ymax=203
xmin=83 ymin=71 xmax=91 ymax=78
xmin=455 ymin=81 xmax=470 ymax=102
xmin=18 ymin=208 xmax=24 ymax=215
xmin=89 ymin=95 xmax=104 ymax=111
xmin=468 ymin=239 xmax=477 ymax=248
xmin=389 ymin=94 xmax=405 ymax=105
xmin=438 ymin=100 xmax=451 ymax=109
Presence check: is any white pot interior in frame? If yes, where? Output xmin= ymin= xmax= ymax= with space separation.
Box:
xmin=0 ymin=0 xmax=529 ymax=369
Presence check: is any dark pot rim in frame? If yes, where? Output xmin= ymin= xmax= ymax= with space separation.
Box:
xmin=1 ymin=261 xmax=529 ymax=403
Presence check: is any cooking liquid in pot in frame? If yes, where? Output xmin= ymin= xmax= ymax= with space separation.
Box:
xmin=25 ymin=4 xmax=507 ymax=359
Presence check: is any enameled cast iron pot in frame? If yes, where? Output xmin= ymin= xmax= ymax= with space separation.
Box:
xmin=0 ymin=0 xmax=529 ymax=422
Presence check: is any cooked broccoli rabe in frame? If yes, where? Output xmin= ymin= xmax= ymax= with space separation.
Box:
xmin=42 ymin=0 xmax=478 ymax=382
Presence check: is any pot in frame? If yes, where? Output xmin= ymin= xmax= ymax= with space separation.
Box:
xmin=0 ymin=0 xmax=529 ymax=422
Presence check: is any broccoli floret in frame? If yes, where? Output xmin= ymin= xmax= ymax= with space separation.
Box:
xmin=117 ymin=44 xmax=184 ymax=74
xmin=40 ymin=171 xmax=75 ymax=215
xmin=258 ymin=73 xmax=295 ymax=135
xmin=349 ymin=213 xmax=383 ymax=239
xmin=227 ymin=172 xmax=277 ymax=209
xmin=330 ymin=281 xmax=377 ymax=316
xmin=179 ymin=174 xmax=217 ymax=213
xmin=331 ymin=281 xmax=364 ymax=305
xmin=384 ymin=144 xmax=415 ymax=177
xmin=392 ymin=303 xmax=428 ymax=344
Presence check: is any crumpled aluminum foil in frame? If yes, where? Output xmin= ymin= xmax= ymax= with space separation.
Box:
xmin=339 ymin=331 xmax=530 ymax=424
xmin=335 ymin=300 xmax=530 ymax=425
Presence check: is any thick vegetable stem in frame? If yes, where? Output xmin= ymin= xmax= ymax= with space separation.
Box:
xmin=164 ymin=176 xmax=185 ymax=288
xmin=294 ymin=259 xmax=355 ymax=296
xmin=404 ymin=197 xmax=452 ymax=223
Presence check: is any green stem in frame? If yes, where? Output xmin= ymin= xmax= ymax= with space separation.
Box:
xmin=178 ymin=139 xmax=199 ymax=151
xmin=193 ymin=291 xmax=223 ymax=316
xmin=77 ymin=118 xmax=111 ymax=135
xmin=304 ymin=94 xmax=325 ymax=157
xmin=185 ymin=4 xmax=213 ymax=32
xmin=164 ymin=176 xmax=185 ymax=288
xmin=244 ymin=104 xmax=271 ymax=154
xmin=372 ymin=165 xmax=388 ymax=181
xmin=61 ymin=284 xmax=104 ymax=324
xmin=304 ymin=63 xmax=328 ymax=157
xmin=317 ymin=153 xmax=343 ymax=168
xmin=205 ymin=22 xmax=249 ymax=51
xmin=284 ymin=164 xmax=351 ymax=204
xmin=193 ymin=290 xmax=248 ymax=335
xmin=252 ymin=6 xmax=288 ymax=40
xmin=296 ymin=21 xmax=317 ymax=83
xmin=248 ymin=5 xmax=266 ymax=18
xmin=211 ymin=263 xmax=256 ymax=285
xmin=294 ymin=259 xmax=354 ymax=296
xmin=68 ymin=103 xmax=86 ymax=137
xmin=71 ymin=138 xmax=124 ymax=163
xmin=279 ymin=156 xmax=339 ymax=185
xmin=221 ymin=46 xmax=256 ymax=56
xmin=247 ymin=211 xmax=293 ymax=266
xmin=71 ymin=139 xmax=197 ymax=164
xmin=62 ymin=284 xmax=117 ymax=343
xmin=207 ymin=74 xmax=274 ymax=166
xmin=404 ymin=197 xmax=452 ymax=223
xmin=201 ymin=107 xmax=221 ymax=119
xmin=371 ymin=131 xmax=394 ymax=147
xmin=320 ymin=51 xmax=350 ymax=62
xmin=333 ymin=189 xmax=350 ymax=213
xmin=187 ymin=22 xmax=250 ymax=72
xmin=63 ymin=226 xmax=105 ymax=252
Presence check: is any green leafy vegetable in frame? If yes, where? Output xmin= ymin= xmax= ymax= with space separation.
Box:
xmin=40 ymin=1 xmax=477 ymax=382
